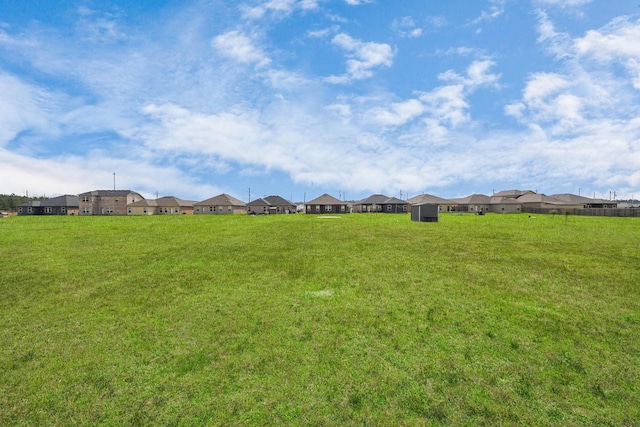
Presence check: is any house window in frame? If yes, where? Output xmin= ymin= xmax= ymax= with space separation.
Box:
xmin=115 ymin=198 xmax=119 ymax=202
xmin=218 ymin=206 xmax=223 ymax=212
xmin=27 ymin=207 xmax=32 ymax=213
xmin=128 ymin=208 xmax=132 ymax=213
xmin=82 ymin=207 xmax=90 ymax=214
xmin=228 ymin=206 xmax=232 ymax=212
xmin=325 ymin=205 xmax=332 ymax=212
xmin=315 ymin=205 xmax=320 ymax=212
xmin=341 ymin=205 xmax=346 ymax=212
xmin=18 ymin=207 xmax=23 ymax=213
xmin=387 ymin=205 xmax=392 ymax=212
xmin=175 ymin=208 xmax=179 ymax=214
xmin=403 ymin=205 xmax=407 ymax=212
xmin=210 ymin=206 xmax=215 ymax=212
xmin=61 ymin=207 xmax=66 ymax=213
xmin=164 ymin=208 xmax=168 ymax=213
xmin=107 ymin=207 xmax=114 ymax=214
xmin=143 ymin=208 xmax=147 ymax=213
xmin=82 ymin=196 xmax=89 ymax=202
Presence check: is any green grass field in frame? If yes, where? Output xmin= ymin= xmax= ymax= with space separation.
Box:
xmin=1 ymin=213 xmax=638 ymax=426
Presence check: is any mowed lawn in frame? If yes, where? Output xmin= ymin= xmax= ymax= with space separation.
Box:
xmin=0 ymin=213 xmax=638 ymax=426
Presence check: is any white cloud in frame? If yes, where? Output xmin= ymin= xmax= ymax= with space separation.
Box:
xmin=344 ymin=0 xmax=372 ymax=5
xmin=327 ymin=33 xmax=394 ymax=83
xmin=0 ymin=74 xmax=56 ymax=147
xmin=471 ymin=0 xmax=507 ymax=25
xmin=391 ymin=17 xmax=423 ymax=38
xmin=212 ymin=30 xmax=271 ymax=67
xmin=241 ymin=0 xmax=319 ymax=20
xmin=534 ymin=0 xmax=592 ymax=7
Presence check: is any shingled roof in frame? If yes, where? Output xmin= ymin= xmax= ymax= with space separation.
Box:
xmin=307 ymin=193 xmax=347 ymax=205
xmin=196 ymin=193 xmax=246 ymax=206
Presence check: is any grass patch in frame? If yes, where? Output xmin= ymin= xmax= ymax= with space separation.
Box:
xmin=1 ymin=213 xmax=639 ymax=425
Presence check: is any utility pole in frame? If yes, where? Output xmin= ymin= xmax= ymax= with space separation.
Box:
xmin=248 ymin=187 xmax=251 ymax=203
xmin=113 ymin=172 xmax=116 ymax=191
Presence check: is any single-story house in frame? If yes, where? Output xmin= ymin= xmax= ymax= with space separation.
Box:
xmin=516 ymin=193 xmax=583 ymax=210
xmin=355 ymin=194 xmax=390 ymax=213
xmin=247 ymin=195 xmax=296 ymax=214
xmin=127 ymin=199 xmax=158 ymax=215
xmin=450 ymin=194 xmax=492 ymax=213
xmin=489 ymin=196 xmax=522 ymax=213
xmin=408 ymin=194 xmax=458 ymax=212
xmin=156 ymin=196 xmax=196 ymax=214
xmin=305 ymin=193 xmax=350 ymax=214
xmin=550 ymin=194 xmax=617 ymax=209
xmin=194 ymin=194 xmax=246 ymax=214
xmin=17 ymin=195 xmax=79 ymax=216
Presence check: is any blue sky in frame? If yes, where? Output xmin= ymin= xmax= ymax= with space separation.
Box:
xmin=1 ymin=0 xmax=639 ymax=202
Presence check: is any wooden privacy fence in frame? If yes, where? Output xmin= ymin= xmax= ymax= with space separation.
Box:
xmin=522 ymin=207 xmax=640 ymax=217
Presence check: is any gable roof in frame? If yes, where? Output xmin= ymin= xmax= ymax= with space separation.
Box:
xmin=550 ymin=193 xmax=612 ymax=204
xmin=490 ymin=196 xmax=521 ymax=205
xmin=408 ymin=193 xmax=456 ymax=205
xmin=79 ymin=190 xmax=138 ymax=197
xmin=264 ymin=195 xmax=294 ymax=206
xmin=516 ymin=193 xmax=569 ymax=205
xmin=196 ymin=193 xmax=246 ymax=206
xmin=357 ymin=194 xmax=390 ymax=204
xmin=156 ymin=196 xmax=196 ymax=207
xmin=493 ymin=189 xmax=534 ymax=198
xmin=451 ymin=194 xmax=491 ymax=204
xmin=382 ymin=197 xmax=407 ymax=204
xmin=18 ymin=195 xmax=79 ymax=208
xmin=307 ymin=193 xmax=346 ymax=205
xmin=247 ymin=198 xmax=271 ymax=207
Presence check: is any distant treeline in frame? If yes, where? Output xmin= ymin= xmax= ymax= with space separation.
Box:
xmin=0 ymin=194 xmax=47 ymax=211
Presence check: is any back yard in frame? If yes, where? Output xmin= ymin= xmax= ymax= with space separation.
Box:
xmin=0 ymin=213 xmax=638 ymax=425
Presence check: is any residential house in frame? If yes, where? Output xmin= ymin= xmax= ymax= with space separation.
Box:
xmin=516 ymin=193 xmax=582 ymax=210
xmin=247 ymin=195 xmax=296 ymax=214
xmin=155 ymin=196 xmax=196 ymax=215
xmin=127 ymin=199 xmax=157 ymax=215
xmin=305 ymin=193 xmax=350 ymax=214
xmin=247 ymin=198 xmax=271 ymax=215
xmin=550 ymin=194 xmax=617 ymax=209
xmin=194 ymin=193 xmax=246 ymax=214
xmin=489 ymin=196 xmax=522 ymax=213
xmin=355 ymin=194 xmax=390 ymax=213
xmin=492 ymin=189 xmax=535 ymax=198
xmin=408 ymin=194 xmax=458 ymax=212
xmin=17 ymin=195 xmax=79 ymax=216
xmin=381 ymin=197 xmax=408 ymax=213
xmin=79 ymin=190 xmax=144 ymax=215
xmin=450 ymin=194 xmax=492 ymax=213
